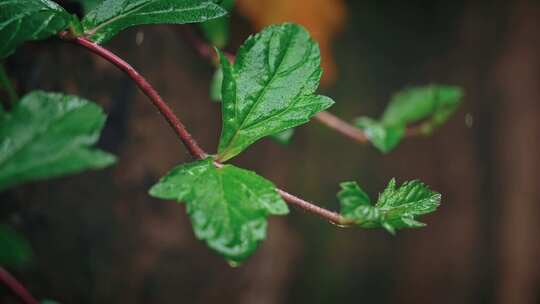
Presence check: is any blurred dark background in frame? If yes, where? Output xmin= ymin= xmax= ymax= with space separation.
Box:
xmin=1 ymin=0 xmax=540 ymax=303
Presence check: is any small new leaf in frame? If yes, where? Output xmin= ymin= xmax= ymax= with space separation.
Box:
xmin=82 ymin=0 xmax=228 ymax=44
xmin=355 ymin=85 xmax=463 ymax=153
xmin=0 ymin=91 xmax=116 ymax=191
xmin=216 ymin=23 xmax=334 ymax=161
xmin=0 ymin=0 xmax=73 ymax=58
xmin=338 ymin=179 xmax=441 ymax=234
xmin=355 ymin=117 xmax=404 ymax=153
xmin=149 ymin=158 xmax=289 ymax=263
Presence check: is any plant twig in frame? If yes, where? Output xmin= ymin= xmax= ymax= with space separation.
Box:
xmin=59 ymin=33 xmax=207 ymax=160
xmin=314 ymin=111 xmax=368 ymax=143
xmin=59 ymin=33 xmax=349 ymax=226
xmin=0 ymin=267 xmax=39 ymax=304
xmin=277 ymin=189 xmax=353 ymax=226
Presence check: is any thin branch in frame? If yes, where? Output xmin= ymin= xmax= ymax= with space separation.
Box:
xmin=179 ymin=27 xmax=235 ymax=65
xmin=277 ymin=189 xmax=352 ymax=226
xmin=0 ymin=267 xmax=39 ymax=304
xmin=181 ymin=27 xmax=217 ymax=65
xmin=59 ymin=33 xmax=347 ymax=226
xmin=59 ymin=32 xmax=207 ymax=160
xmin=314 ymin=111 xmax=368 ymax=143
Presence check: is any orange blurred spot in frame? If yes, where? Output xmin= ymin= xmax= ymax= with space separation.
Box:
xmin=236 ymin=0 xmax=346 ymax=87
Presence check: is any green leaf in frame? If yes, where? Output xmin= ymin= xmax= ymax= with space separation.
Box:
xmin=382 ymin=85 xmax=464 ymax=130
xmin=81 ymin=0 xmax=228 ymax=44
xmin=0 ymin=224 xmax=33 ymax=268
xmin=150 ymin=158 xmax=288 ymax=263
xmin=210 ymin=67 xmax=296 ymax=145
xmin=355 ymin=85 xmax=463 ymax=153
xmin=216 ymin=23 xmax=334 ymax=161
xmin=0 ymin=91 xmax=116 ymax=191
xmin=76 ymin=0 xmax=104 ymax=13
xmin=41 ymin=300 xmax=61 ymax=304
xmin=199 ymin=0 xmax=234 ymax=48
xmin=338 ymin=179 xmax=441 ymax=234
xmin=0 ymin=63 xmax=18 ymax=104
xmin=209 ymin=66 xmax=223 ymax=102
xmin=355 ymin=117 xmax=404 ymax=153
xmin=0 ymin=0 xmax=73 ymax=58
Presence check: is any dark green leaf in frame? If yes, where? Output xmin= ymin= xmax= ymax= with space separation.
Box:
xmin=199 ymin=0 xmax=234 ymax=48
xmin=338 ymin=179 xmax=440 ymax=234
xmin=0 ymin=0 xmax=73 ymax=58
xmin=0 ymin=225 xmax=33 ymax=268
xmin=149 ymin=158 xmax=288 ymax=263
xmin=355 ymin=85 xmax=463 ymax=153
xmin=216 ymin=23 xmax=334 ymax=161
xmin=82 ymin=0 xmax=228 ymax=44
xmin=210 ymin=67 xmax=296 ymax=145
xmin=76 ymin=0 xmax=104 ymax=13
xmin=0 ymin=91 xmax=116 ymax=191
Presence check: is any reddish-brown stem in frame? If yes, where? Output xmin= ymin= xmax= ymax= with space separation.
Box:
xmin=59 ymin=33 xmax=207 ymax=160
xmin=0 ymin=267 xmax=39 ymax=304
xmin=59 ymin=33 xmax=347 ymax=226
xmin=277 ymin=189 xmax=352 ymax=226
xmin=314 ymin=111 xmax=368 ymax=143
xmin=181 ymin=28 xmax=216 ymax=62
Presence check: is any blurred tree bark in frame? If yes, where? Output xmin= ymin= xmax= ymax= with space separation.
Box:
xmin=494 ymin=1 xmax=540 ymax=303
xmin=2 ymin=1 xmax=540 ymax=303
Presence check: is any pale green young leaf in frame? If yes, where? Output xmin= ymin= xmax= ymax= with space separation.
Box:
xmin=338 ymin=179 xmax=441 ymax=234
xmin=355 ymin=117 xmax=404 ymax=153
xmin=149 ymin=158 xmax=288 ymax=263
xmin=338 ymin=182 xmax=381 ymax=228
xmin=81 ymin=0 xmax=227 ymax=44
xmin=0 ymin=91 xmax=116 ymax=191
xmin=382 ymin=85 xmax=464 ymax=130
xmin=216 ymin=23 xmax=334 ymax=161
xmin=0 ymin=224 xmax=33 ymax=268
xmin=355 ymin=85 xmax=463 ymax=153
xmin=0 ymin=0 xmax=73 ymax=58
